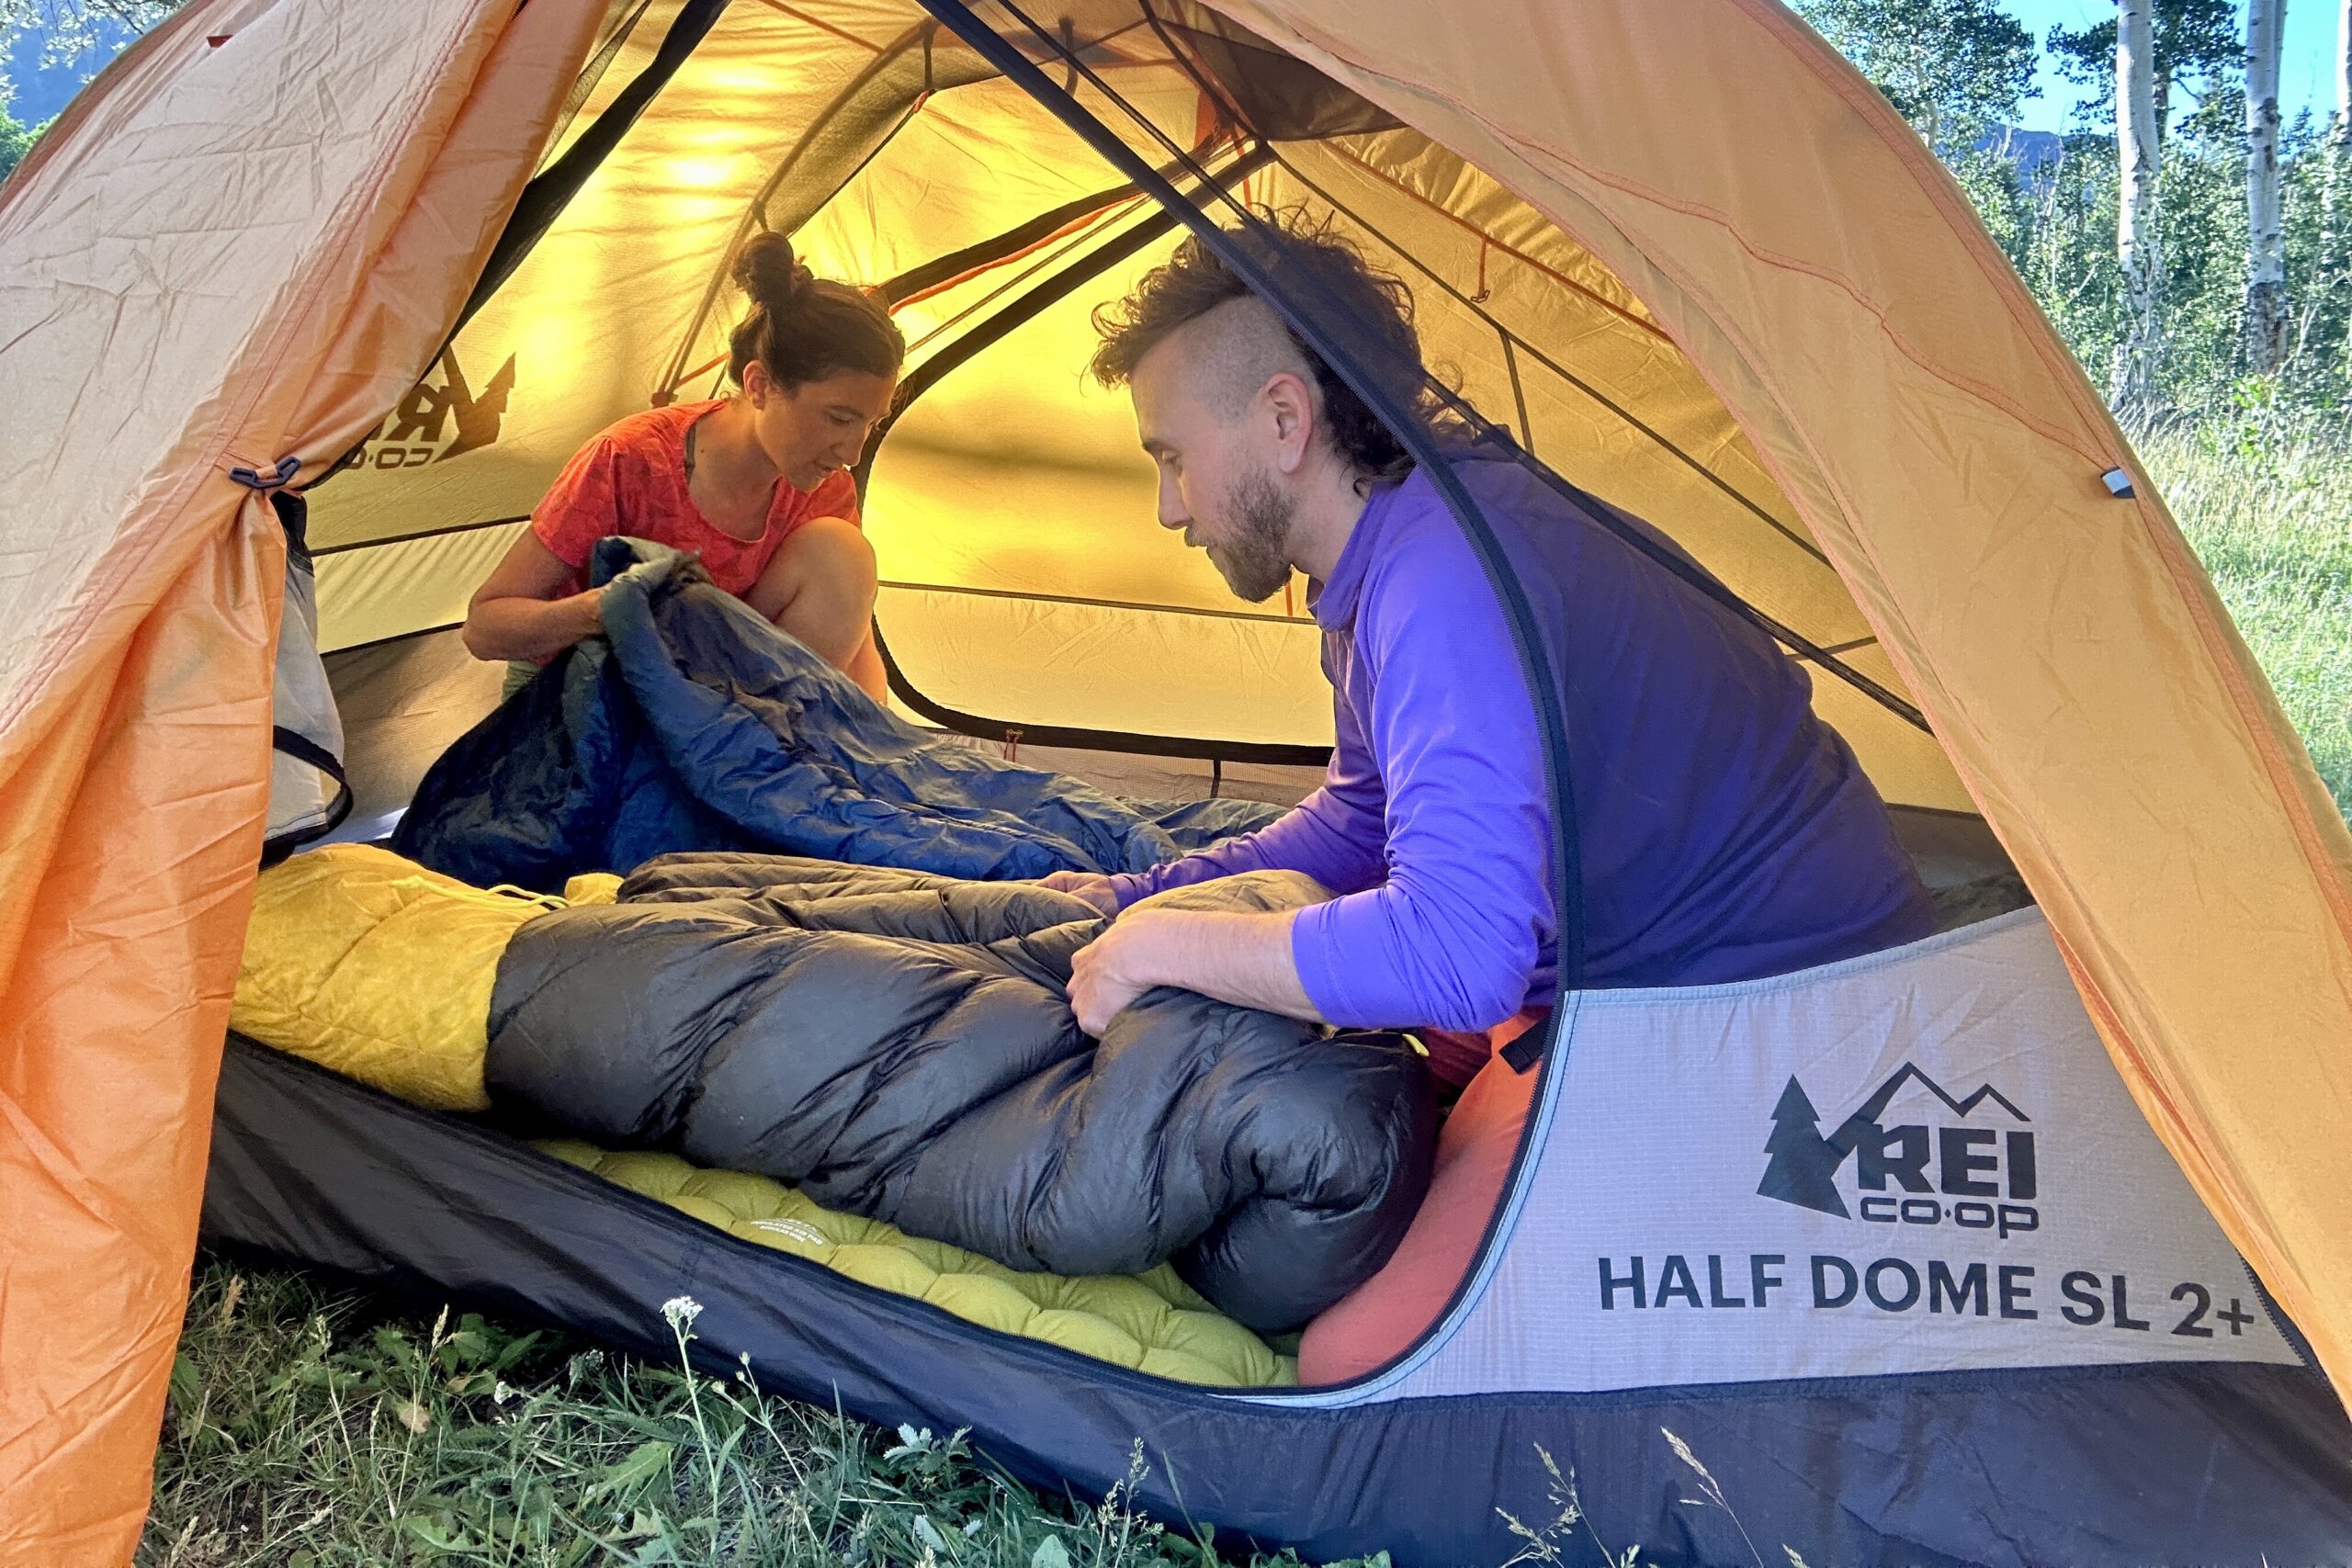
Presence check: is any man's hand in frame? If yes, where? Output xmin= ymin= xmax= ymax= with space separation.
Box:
xmin=1065 ymin=908 xmax=1318 ymax=1037
xmin=1036 ymin=870 xmax=1121 ymax=918
xmin=1068 ymin=909 xmax=1166 ymax=1035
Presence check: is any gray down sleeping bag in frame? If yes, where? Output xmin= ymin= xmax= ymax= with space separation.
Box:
xmin=484 ymin=853 xmax=1437 ymax=1331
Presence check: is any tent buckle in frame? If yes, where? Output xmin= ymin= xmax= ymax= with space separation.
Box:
xmin=230 ymin=456 xmax=301 ymax=491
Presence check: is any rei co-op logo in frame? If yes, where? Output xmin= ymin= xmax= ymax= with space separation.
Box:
xmin=1758 ymin=1064 xmax=2040 ymax=1241
xmin=358 ymin=347 xmax=516 ymax=470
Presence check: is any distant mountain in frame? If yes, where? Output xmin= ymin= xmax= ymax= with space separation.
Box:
xmin=1976 ymin=125 xmax=2069 ymax=176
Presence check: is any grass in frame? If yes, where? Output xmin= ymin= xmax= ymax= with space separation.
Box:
xmin=143 ymin=1264 xmax=1786 ymax=1568
xmin=2143 ymin=413 xmax=2352 ymax=820
xmin=144 ymin=418 xmax=2349 ymax=1565
xmin=142 ymin=1263 xmax=1364 ymax=1568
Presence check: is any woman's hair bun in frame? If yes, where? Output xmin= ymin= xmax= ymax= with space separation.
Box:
xmin=731 ymin=231 xmax=810 ymax=310
xmin=723 ymin=230 xmax=906 ymax=390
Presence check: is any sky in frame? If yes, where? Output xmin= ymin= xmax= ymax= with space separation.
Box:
xmin=2005 ymin=0 xmax=2342 ymax=133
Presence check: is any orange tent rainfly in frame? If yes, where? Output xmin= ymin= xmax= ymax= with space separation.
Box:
xmin=3 ymin=2 xmax=2349 ymax=1564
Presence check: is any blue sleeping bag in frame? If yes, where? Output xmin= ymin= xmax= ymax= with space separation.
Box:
xmin=394 ymin=538 xmax=1283 ymax=891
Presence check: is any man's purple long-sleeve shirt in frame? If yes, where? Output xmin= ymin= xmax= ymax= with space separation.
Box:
xmin=1105 ymin=452 xmax=1934 ymax=1032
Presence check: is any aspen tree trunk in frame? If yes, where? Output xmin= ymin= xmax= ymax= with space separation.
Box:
xmin=2335 ymin=0 xmax=2351 ymax=152
xmin=2111 ymin=0 xmax=2165 ymax=412
xmin=2244 ymin=0 xmax=2290 ymax=373
xmin=2337 ymin=0 xmax=2352 ymax=175
xmin=2324 ymin=0 xmax=2352 ymax=367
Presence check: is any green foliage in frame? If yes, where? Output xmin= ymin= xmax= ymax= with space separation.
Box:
xmin=2044 ymin=0 xmax=2241 ymax=141
xmin=1 ymin=2 xmax=178 ymax=57
xmin=0 ymin=101 xmax=34 ymax=181
xmin=0 ymin=0 xmax=183 ymax=114
xmin=1955 ymin=104 xmax=2350 ymax=422
xmin=1797 ymin=0 xmax=2039 ymax=157
xmin=151 ymin=1263 xmax=1865 ymax=1568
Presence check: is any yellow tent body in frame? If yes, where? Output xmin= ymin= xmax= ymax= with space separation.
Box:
xmin=2 ymin=0 xmax=2348 ymax=1561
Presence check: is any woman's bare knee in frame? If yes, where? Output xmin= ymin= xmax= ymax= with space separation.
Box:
xmin=760 ymin=516 xmax=876 ymax=668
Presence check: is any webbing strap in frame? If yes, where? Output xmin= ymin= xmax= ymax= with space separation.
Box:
xmin=261 ymin=726 xmax=354 ymax=868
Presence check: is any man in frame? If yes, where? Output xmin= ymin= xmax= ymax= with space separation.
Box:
xmin=1054 ymin=217 xmax=1933 ymax=1051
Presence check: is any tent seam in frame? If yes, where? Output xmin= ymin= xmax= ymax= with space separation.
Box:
xmin=1724 ymin=0 xmax=2122 ymax=429
xmin=1227 ymin=11 xmax=2105 ymax=467
xmin=753 ymin=0 xmax=888 ymax=53
xmin=1314 ymin=141 xmax=1673 ymax=344
xmin=1539 ymin=162 xmax=2093 ymax=459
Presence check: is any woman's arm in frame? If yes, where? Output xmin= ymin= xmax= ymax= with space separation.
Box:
xmin=460 ymin=531 xmax=605 ymax=662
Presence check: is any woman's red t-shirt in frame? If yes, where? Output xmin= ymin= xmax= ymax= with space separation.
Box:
xmin=529 ymin=400 xmax=860 ymax=597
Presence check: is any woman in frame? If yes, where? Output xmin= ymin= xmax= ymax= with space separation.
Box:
xmin=463 ymin=232 xmax=904 ymax=700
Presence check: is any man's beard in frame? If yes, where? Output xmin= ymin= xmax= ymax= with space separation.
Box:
xmin=1204 ymin=466 xmax=1295 ymax=604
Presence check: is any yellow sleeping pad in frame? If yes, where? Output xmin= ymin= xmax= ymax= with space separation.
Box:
xmin=536 ymin=1143 xmax=1297 ymax=1388
xmin=236 ymin=844 xmax=1295 ymax=1387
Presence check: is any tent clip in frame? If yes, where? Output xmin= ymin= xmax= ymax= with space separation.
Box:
xmin=229 ymin=456 xmax=302 ymax=491
xmin=2100 ymin=467 xmax=2137 ymax=500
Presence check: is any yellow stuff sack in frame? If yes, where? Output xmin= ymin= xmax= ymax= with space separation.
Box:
xmin=232 ymin=843 xmax=559 ymax=1111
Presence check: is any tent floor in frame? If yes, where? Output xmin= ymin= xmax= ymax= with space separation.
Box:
xmin=204 ymin=1035 xmax=2352 ymax=1568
